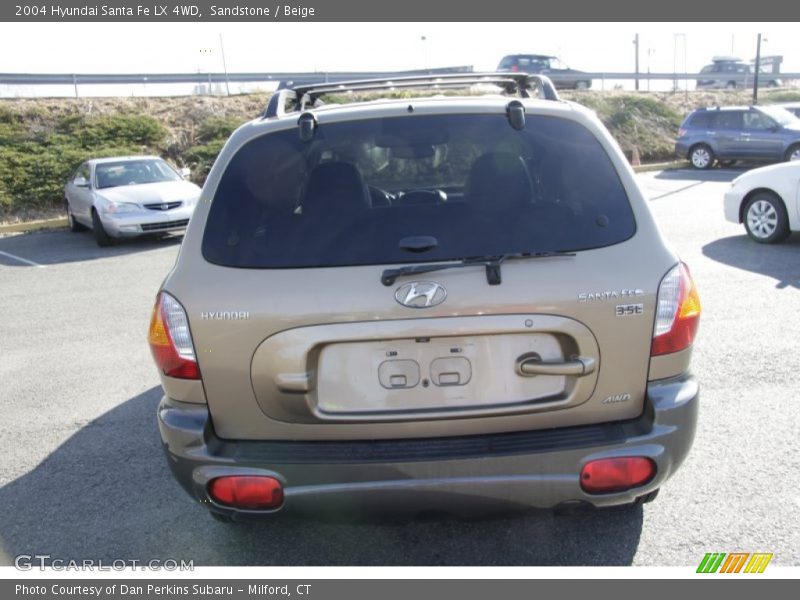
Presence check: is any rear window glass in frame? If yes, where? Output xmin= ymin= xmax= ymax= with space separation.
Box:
xmin=202 ymin=114 xmax=636 ymax=268
xmin=687 ymin=112 xmax=712 ymax=127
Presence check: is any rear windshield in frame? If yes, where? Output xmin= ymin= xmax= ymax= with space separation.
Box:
xmin=202 ymin=114 xmax=636 ymax=268
xmin=687 ymin=112 xmax=712 ymax=127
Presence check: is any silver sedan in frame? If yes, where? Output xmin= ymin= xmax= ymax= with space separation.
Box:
xmin=64 ymin=156 xmax=202 ymax=247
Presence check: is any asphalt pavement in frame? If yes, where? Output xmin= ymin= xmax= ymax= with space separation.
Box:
xmin=0 ymin=169 xmax=798 ymax=566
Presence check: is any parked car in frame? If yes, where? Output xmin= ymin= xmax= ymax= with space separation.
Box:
xmin=696 ymin=56 xmax=781 ymax=90
xmin=497 ymin=54 xmax=591 ymax=90
xmin=676 ymin=105 xmax=800 ymax=169
xmin=150 ymin=73 xmax=700 ymax=522
xmin=64 ymin=156 xmax=201 ymax=247
xmin=724 ymin=161 xmax=800 ymax=243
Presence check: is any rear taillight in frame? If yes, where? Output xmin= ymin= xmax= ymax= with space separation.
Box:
xmin=208 ymin=476 xmax=284 ymax=510
xmin=510 ymin=64 xmax=519 ymax=72
xmin=148 ymin=291 xmax=200 ymax=379
xmin=580 ymin=457 xmax=656 ymax=494
xmin=651 ymin=262 xmax=701 ymax=357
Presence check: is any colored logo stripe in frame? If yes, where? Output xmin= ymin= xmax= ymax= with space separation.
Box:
xmin=720 ymin=553 xmax=749 ymax=573
xmin=697 ymin=553 xmax=724 ymax=573
xmin=697 ymin=552 xmax=773 ymax=573
xmin=744 ymin=553 xmax=773 ymax=573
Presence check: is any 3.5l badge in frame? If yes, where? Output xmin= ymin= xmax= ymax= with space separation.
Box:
xmin=615 ymin=303 xmax=644 ymax=316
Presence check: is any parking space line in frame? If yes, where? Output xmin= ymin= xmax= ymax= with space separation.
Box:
xmin=0 ymin=250 xmax=45 ymax=268
xmin=648 ymin=181 xmax=705 ymax=201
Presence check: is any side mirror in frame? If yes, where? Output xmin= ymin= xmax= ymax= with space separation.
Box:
xmin=74 ymin=176 xmax=89 ymax=188
xmin=180 ymin=167 xmax=191 ymax=178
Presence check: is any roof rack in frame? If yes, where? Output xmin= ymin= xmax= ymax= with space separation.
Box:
xmin=261 ymin=72 xmax=560 ymax=118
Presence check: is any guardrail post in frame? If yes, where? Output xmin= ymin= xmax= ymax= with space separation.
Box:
xmin=72 ymin=74 xmax=78 ymax=98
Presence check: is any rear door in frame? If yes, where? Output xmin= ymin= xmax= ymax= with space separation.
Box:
xmin=713 ymin=110 xmax=746 ymax=158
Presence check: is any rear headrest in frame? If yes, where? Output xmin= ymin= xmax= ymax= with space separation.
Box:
xmin=302 ymin=161 xmax=371 ymax=214
xmin=466 ymin=152 xmax=534 ymax=208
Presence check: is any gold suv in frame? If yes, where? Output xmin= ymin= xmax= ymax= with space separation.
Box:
xmin=149 ymin=74 xmax=701 ymax=521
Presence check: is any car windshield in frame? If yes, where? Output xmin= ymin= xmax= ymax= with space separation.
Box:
xmin=758 ymin=106 xmax=798 ymax=126
xmin=202 ymin=113 xmax=636 ymax=269
xmin=95 ymin=159 xmax=181 ymax=189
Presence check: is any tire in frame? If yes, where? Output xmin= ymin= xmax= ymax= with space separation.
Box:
xmin=718 ymin=159 xmax=736 ymax=168
xmin=575 ymin=81 xmax=589 ymax=91
xmin=91 ymin=209 xmax=114 ymax=247
xmin=689 ymin=144 xmax=714 ymax=170
xmin=725 ymin=81 xmax=737 ymax=90
xmin=743 ymin=192 xmax=790 ymax=244
xmin=785 ymin=144 xmax=800 ymax=162
xmin=634 ymin=489 xmax=660 ymax=505
xmin=65 ymin=200 xmax=86 ymax=232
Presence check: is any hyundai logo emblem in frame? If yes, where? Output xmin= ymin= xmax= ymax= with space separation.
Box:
xmin=394 ymin=281 xmax=447 ymax=308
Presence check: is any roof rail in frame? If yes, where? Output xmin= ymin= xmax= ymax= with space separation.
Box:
xmin=261 ymin=73 xmax=559 ymax=118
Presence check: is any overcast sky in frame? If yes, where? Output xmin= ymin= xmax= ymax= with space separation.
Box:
xmin=0 ymin=22 xmax=797 ymax=96
xmin=1 ymin=22 xmax=797 ymax=73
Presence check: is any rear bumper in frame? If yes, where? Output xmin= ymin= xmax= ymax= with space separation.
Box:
xmin=675 ymin=140 xmax=691 ymax=158
xmin=158 ymin=374 xmax=698 ymax=518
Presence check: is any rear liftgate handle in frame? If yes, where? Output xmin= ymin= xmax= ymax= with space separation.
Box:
xmin=516 ymin=353 xmax=596 ymax=377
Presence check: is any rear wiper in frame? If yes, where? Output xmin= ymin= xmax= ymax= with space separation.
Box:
xmin=380 ymin=251 xmax=576 ymax=286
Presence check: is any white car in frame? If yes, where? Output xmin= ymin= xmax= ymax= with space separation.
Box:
xmin=724 ymin=162 xmax=800 ymax=243
xmin=64 ymin=156 xmax=202 ymax=247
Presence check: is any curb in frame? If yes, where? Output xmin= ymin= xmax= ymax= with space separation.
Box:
xmin=633 ymin=161 xmax=689 ymax=173
xmin=0 ymin=217 xmax=67 ymax=234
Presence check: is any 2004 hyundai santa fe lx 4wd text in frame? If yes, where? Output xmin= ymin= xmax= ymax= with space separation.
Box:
xmin=148 ymin=74 xmax=701 ymax=522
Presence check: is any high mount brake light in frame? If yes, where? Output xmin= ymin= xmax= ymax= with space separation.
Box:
xmin=651 ymin=263 xmax=701 ymax=356
xmin=148 ymin=292 xmax=200 ymax=380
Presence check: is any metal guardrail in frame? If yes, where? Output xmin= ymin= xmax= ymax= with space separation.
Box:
xmin=1 ymin=69 xmax=797 ymax=94
xmin=0 ymin=68 xmax=473 ymax=86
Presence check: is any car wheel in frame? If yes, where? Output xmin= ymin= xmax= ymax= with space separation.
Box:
xmin=91 ymin=209 xmax=114 ymax=247
xmin=575 ymin=81 xmax=589 ymax=91
xmin=689 ymin=144 xmax=714 ymax=169
xmin=718 ymin=159 xmax=736 ymax=168
xmin=65 ymin=200 xmax=86 ymax=232
xmin=785 ymin=144 xmax=800 ymax=162
xmin=725 ymin=81 xmax=737 ymax=90
xmin=744 ymin=192 xmax=790 ymax=244
xmin=634 ymin=489 xmax=660 ymax=505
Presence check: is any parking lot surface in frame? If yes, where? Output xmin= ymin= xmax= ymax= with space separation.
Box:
xmin=0 ymin=169 xmax=798 ymax=566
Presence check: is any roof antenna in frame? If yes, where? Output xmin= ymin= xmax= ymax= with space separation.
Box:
xmin=298 ymin=112 xmax=317 ymax=142
xmin=506 ymin=100 xmax=526 ymax=130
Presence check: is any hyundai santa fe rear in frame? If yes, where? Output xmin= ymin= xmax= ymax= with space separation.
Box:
xmin=149 ymin=74 xmax=701 ymax=521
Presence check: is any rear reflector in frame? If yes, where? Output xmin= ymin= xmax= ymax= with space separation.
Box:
xmin=651 ymin=262 xmax=701 ymax=356
xmin=580 ymin=457 xmax=656 ymax=494
xmin=148 ymin=292 xmax=200 ymax=379
xmin=208 ymin=476 xmax=284 ymax=510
